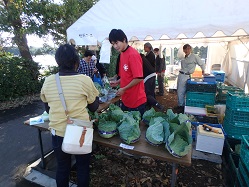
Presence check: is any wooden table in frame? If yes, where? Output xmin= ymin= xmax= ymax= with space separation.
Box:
xmin=24 ymin=118 xmax=191 ymax=187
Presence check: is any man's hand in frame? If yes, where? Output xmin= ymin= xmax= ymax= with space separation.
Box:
xmin=116 ymin=88 xmax=125 ymax=96
xmin=110 ymin=80 xmax=119 ymax=87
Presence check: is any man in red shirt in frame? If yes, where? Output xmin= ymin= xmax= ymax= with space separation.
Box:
xmin=109 ymin=29 xmax=147 ymax=116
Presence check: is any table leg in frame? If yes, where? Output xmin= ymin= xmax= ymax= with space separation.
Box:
xmin=38 ymin=129 xmax=46 ymax=169
xmin=171 ymin=163 xmax=178 ymax=187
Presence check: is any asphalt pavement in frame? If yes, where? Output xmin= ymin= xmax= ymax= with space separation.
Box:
xmin=0 ymin=100 xmax=52 ymax=187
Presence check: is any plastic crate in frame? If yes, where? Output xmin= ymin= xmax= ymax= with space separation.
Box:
xmin=224 ymin=107 xmax=249 ymax=123
xmin=211 ymin=70 xmax=225 ymax=82
xmin=186 ymin=92 xmax=216 ymax=108
xmin=240 ymin=135 xmax=249 ymax=172
xmin=203 ymin=75 xmax=216 ymax=83
xmin=238 ymin=160 xmax=249 ymax=186
xmin=236 ymin=169 xmax=247 ymax=187
xmin=216 ymin=84 xmax=244 ymax=104
xmin=223 ymin=137 xmax=241 ymax=163
xmin=227 ymin=153 xmax=240 ymax=187
xmin=217 ymin=84 xmax=243 ymax=94
xmin=193 ymin=114 xmax=219 ymax=124
xmin=223 ymin=119 xmax=249 ymax=140
xmin=186 ymin=80 xmax=217 ymax=93
xmin=226 ymin=92 xmax=249 ymax=110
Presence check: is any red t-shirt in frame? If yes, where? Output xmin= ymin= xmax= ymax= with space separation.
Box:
xmin=119 ymin=46 xmax=147 ymax=108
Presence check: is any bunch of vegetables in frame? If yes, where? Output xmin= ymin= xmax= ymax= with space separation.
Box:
xmin=142 ymin=108 xmax=192 ymax=157
xmin=94 ymin=104 xmax=141 ymax=143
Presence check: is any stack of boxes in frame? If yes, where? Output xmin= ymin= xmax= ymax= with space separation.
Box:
xmin=223 ymin=92 xmax=249 ymax=139
xmin=185 ymin=69 xmax=249 ymax=186
xmin=216 ymin=82 xmax=244 ymax=104
xmin=186 ymin=79 xmax=217 ymax=108
xmin=222 ymin=92 xmax=249 ymax=185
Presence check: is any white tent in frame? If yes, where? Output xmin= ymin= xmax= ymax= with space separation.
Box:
xmin=67 ymin=0 xmax=249 ymax=92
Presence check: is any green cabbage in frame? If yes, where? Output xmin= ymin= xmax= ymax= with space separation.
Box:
xmin=146 ymin=123 xmax=164 ymax=145
xmin=98 ymin=120 xmax=118 ymax=138
xmin=166 ymin=121 xmax=192 ymax=157
xmin=118 ymin=114 xmax=141 ymax=144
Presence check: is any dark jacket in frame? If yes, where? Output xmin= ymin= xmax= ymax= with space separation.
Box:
xmin=96 ymin=60 xmax=107 ymax=78
xmin=155 ymin=56 xmax=166 ymax=73
xmin=145 ymin=51 xmax=156 ymax=71
xmin=140 ymin=54 xmax=155 ymax=78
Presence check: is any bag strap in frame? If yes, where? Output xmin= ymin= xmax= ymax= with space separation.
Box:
xmin=55 ymin=73 xmax=69 ymax=118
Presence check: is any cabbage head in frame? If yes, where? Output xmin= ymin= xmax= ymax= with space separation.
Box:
xmin=146 ymin=123 xmax=164 ymax=145
xmin=118 ymin=115 xmax=141 ymax=144
xmin=98 ymin=120 xmax=118 ymax=138
xmin=165 ymin=121 xmax=192 ymax=157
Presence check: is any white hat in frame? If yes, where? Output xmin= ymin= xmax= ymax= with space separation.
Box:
xmin=91 ymin=55 xmax=97 ymax=61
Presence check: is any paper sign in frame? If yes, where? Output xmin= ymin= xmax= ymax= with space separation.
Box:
xmin=29 ymin=116 xmax=44 ymax=125
xmin=119 ymin=143 xmax=134 ymax=150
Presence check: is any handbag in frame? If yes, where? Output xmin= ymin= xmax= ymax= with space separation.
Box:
xmin=55 ymin=73 xmax=94 ymax=154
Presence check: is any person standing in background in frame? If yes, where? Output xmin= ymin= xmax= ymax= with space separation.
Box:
xmin=176 ymin=44 xmax=205 ymax=113
xmin=154 ymin=48 xmax=166 ymax=96
xmin=140 ymin=53 xmax=165 ymax=111
xmin=144 ymin=42 xmax=156 ymax=69
xmin=108 ymin=29 xmax=147 ymax=116
xmin=78 ymin=50 xmax=97 ymax=78
xmin=92 ymin=55 xmax=107 ymax=78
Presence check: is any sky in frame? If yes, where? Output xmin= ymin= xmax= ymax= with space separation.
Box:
xmin=27 ymin=34 xmax=55 ymax=48
xmin=1 ymin=32 xmax=55 ymax=48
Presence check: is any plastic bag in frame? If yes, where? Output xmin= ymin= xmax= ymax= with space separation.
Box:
xmin=93 ymin=73 xmax=103 ymax=87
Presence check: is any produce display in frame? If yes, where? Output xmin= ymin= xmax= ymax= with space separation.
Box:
xmin=90 ymin=104 xmax=192 ymax=157
xmin=93 ymin=82 xmax=118 ymax=103
xmin=143 ymin=108 xmax=192 ymax=157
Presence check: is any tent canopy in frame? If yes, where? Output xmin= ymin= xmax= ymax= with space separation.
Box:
xmin=67 ymin=0 xmax=249 ymax=45
xmin=67 ymin=0 xmax=249 ymax=92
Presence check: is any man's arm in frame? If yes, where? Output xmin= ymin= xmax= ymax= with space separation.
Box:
xmin=116 ymin=78 xmax=143 ymax=96
xmin=196 ymin=55 xmax=205 ymax=74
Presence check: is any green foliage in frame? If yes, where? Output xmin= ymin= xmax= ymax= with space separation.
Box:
xmin=0 ymin=54 xmax=42 ymax=101
xmin=41 ymin=65 xmax=59 ymax=77
xmin=0 ymin=0 xmax=97 ymax=60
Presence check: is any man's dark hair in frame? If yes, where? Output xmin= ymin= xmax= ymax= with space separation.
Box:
xmin=109 ymin=29 xmax=128 ymax=43
xmin=55 ymin=44 xmax=79 ymax=71
xmin=154 ymin=48 xmax=159 ymax=52
xmin=144 ymin=42 xmax=153 ymax=50
xmin=84 ymin=50 xmax=94 ymax=57
xmin=183 ymin=44 xmax=192 ymax=50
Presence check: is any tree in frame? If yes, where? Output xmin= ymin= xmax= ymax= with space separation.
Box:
xmin=0 ymin=0 xmax=97 ymax=60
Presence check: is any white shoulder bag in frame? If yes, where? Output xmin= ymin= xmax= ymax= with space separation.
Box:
xmin=55 ymin=73 xmax=94 ymax=154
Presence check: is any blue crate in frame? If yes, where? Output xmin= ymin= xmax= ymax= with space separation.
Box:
xmin=211 ymin=70 xmax=225 ymax=82
xmin=186 ymin=80 xmax=217 ymax=93
xmin=203 ymin=74 xmax=216 ymax=82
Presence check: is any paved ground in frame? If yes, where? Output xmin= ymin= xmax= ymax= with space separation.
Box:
xmin=0 ymin=100 xmax=52 ymax=187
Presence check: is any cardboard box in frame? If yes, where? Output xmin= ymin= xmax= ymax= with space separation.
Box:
xmin=196 ymin=125 xmax=225 ymax=155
